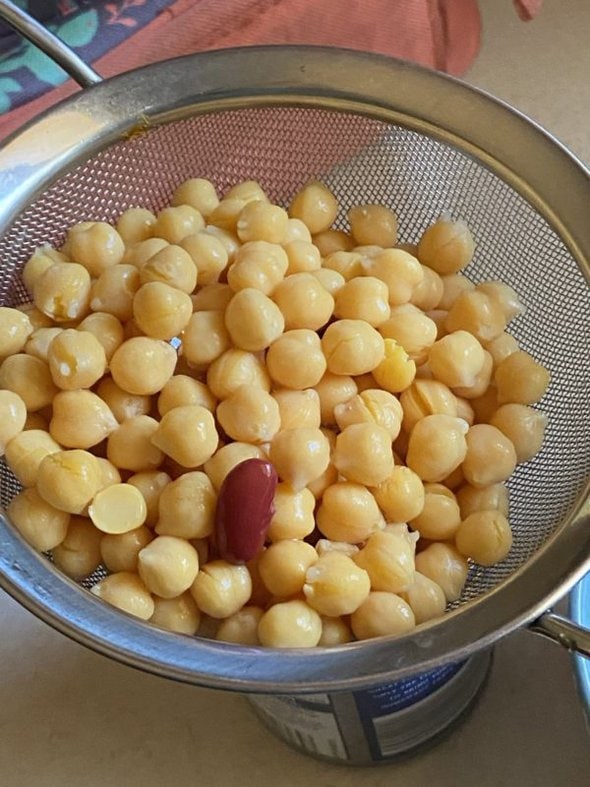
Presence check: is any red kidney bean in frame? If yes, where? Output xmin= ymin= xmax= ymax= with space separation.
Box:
xmin=215 ymin=458 xmax=278 ymax=564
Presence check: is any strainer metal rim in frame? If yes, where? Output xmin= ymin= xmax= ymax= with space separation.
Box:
xmin=0 ymin=46 xmax=589 ymax=692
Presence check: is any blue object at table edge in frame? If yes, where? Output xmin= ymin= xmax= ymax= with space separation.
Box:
xmin=570 ymin=573 xmax=590 ymax=730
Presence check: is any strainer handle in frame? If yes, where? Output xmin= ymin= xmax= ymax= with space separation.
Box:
xmin=0 ymin=0 xmax=101 ymax=88
xmin=530 ymin=612 xmax=590 ymax=658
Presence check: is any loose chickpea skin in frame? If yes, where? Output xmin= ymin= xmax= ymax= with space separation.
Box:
xmin=415 ymin=543 xmax=469 ymax=602
xmin=350 ymin=592 xmax=416 ymax=640
xmin=228 ymin=241 xmax=288 ymax=294
xmin=47 ymin=329 xmax=106 ymax=390
xmin=77 ymin=312 xmax=124 ymax=362
xmin=116 ymin=207 xmax=156 ymax=245
xmin=494 ymin=350 xmax=550 ymax=405
xmin=0 ymin=354 xmax=58 ymax=411
xmin=269 ymin=427 xmax=330 ymax=490
xmin=400 ymin=378 xmax=458 ymax=433
xmin=332 ymin=423 xmax=393 ymax=487
xmin=373 ymin=465 xmax=425 ymax=523
xmin=258 ymin=540 xmax=318 ymax=597
xmin=322 ymin=319 xmax=384 ymax=376
xmin=107 ymin=415 xmax=163 ymax=472
xmin=283 ymin=240 xmax=321 ymax=275
xmin=273 ymin=389 xmax=321 ymax=431
xmin=0 ymin=307 xmax=33 ymax=357
xmin=438 ymin=273 xmax=475 ymax=311
xmin=372 ymin=339 xmax=416 ymax=393
xmin=236 ymin=201 xmax=289 ymax=244
xmin=90 ymin=264 xmax=140 ymax=321
xmin=140 ymin=244 xmax=198 ymax=293
xmin=334 ymin=388 xmax=402 ymax=441
xmin=155 ymin=471 xmax=217 ymax=539
xmin=172 ymin=178 xmax=219 ymax=217
xmin=50 ymin=390 xmax=118 ymax=448
xmin=8 ymin=487 xmax=70 ymax=551
xmin=181 ymin=232 xmax=228 ymax=285
xmin=206 ymin=348 xmax=270 ymax=400
xmin=303 ymin=552 xmax=370 ymax=616
xmin=127 ymin=471 xmax=171 ymax=528
xmin=258 ymin=599 xmax=322 ymax=648
xmin=410 ymin=488 xmax=461 ymax=541
xmin=91 ymin=572 xmax=154 ymax=620
xmin=153 ymin=205 xmax=204 ymax=244
xmin=288 ymin=181 xmax=338 ymax=234
xmin=417 ymin=217 xmax=475 ymax=275
xmin=428 ymin=330 xmax=485 ymax=388
xmin=489 ymin=403 xmax=547 ymax=463
xmin=37 ymin=449 xmax=103 ymax=514
xmin=316 ymin=482 xmax=384 ymax=543
xmin=272 ymin=272 xmax=334 ymax=331
xmin=406 ymin=414 xmax=469 ymax=483
xmin=0 ymin=390 xmax=27 ymax=454
xmin=190 ymin=560 xmax=252 ymax=618
xmin=313 ymin=229 xmax=354 ymax=256
xmin=52 ymin=516 xmax=102 ymax=580
xmin=100 ymin=525 xmax=153 ymax=573
xmin=67 ymin=222 xmax=125 ymax=276
xmin=136 ymin=535 xmax=200 ymax=598
xmin=217 ymin=386 xmax=280 ymax=444
xmin=224 ymin=288 xmax=285 ymax=352
xmin=267 ymin=483 xmax=316 ymax=541
xmin=110 ymin=337 xmax=177 ymax=395
xmin=462 ymin=424 xmax=517 ymax=488
xmin=314 ymin=371 xmax=358 ymax=426
xmin=400 ymin=572 xmax=447 ymax=625
xmin=266 ymin=329 xmax=327 ymax=389
xmin=181 ymin=310 xmax=231 ymax=368
xmin=151 ymin=404 xmax=218 ymax=468
xmin=455 ymin=510 xmax=513 ymax=566
xmin=348 ymin=204 xmax=398 ymax=247
xmin=96 ymin=377 xmax=152 ymax=422
xmin=354 ymin=530 xmax=416 ymax=594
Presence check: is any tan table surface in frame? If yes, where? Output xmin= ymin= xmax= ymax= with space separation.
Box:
xmin=1 ymin=1 xmax=589 ymax=785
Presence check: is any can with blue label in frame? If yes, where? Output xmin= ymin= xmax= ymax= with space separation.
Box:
xmin=248 ymin=649 xmax=492 ymax=764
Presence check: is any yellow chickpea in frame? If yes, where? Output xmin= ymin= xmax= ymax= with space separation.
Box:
xmin=379 ymin=305 xmax=438 ymax=364
xmin=140 ymin=244 xmax=198 ymax=294
xmin=190 ymin=560 xmax=252 ymax=618
xmin=96 ymin=457 xmax=122 ymax=490
xmin=52 ymin=516 xmax=102 ymax=580
xmin=258 ymin=540 xmax=318 ymax=597
xmin=153 ymin=205 xmax=204 ymax=244
xmin=258 ymin=599 xmax=322 ymax=648
xmin=415 ymin=542 xmax=469 ymax=602
xmin=15 ymin=303 xmax=54 ymax=330
xmin=354 ymin=530 xmax=416 ymax=593
xmin=444 ymin=290 xmax=506 ymax=344
xmin=100 ymin=525 xmax=154 ymax=573
xmin=489 ymin=403 xmax=547 ymax=463
xmin=399 ymin=572 xmax=447 ymax=625
xmin=228 ymin=241 xmax=288 ymax=294
xmin=348 ymin=204 xmax=398 ymax=247
xmin=203 ymin=443 xmax=266 ymax=492
xmin=267 ymin=483 xmax=316 ymax=541
xmin=272 ymin=272 xmax=335 ymax=331
xmin=181 ymin=232 xmax=228 ymax=285
xmin=216 ymin=385 xmax=280 ymax=444
xmin=110 ymin=337 xmax=177 ymax=395
xmin=0 ymin=307 xmax=33 ymax=357
xmin=206 ymin=348 xmax=270 ymax=400
xmin=350 ymin=592 xmax=416 ymax=640
xmin=452 ymin=350 xmax=494 ymax=400
xmin=410 ymin=265 xmax=444 ymax=311
xmin=22 ymin=246 xmax=63 ymax=294
xmin=269 ymin=427 xmax=330 ymax=490
xmin=157 ymin=375 xmax=216 ymax=416
xmin=373 ymin=465 xmax=425 ymax=523
xmin=494 ymin=350 xmax=550 ymax=405
xmin=0 ymin=390 xmax=27 ymax=454
xmin=4 ymin=429 xmax=60 ymax=486
xmin=332 ymin=423 xmax=393 ymax=486
xmin=115 ymin=207 xmax=156 ymax=245
xmin=77 ymin=312 xmax=124 ymax=362
xmin=428 ymin=330 xmax=485 ymax=388
xmin=46 ymin=329 xmax=106 ymax=390
xmin=456 ymin=482 xmax=509 ymax=520
xmin=462 ymin=424 xmax=517 ymax=488
xmin=314 ymin=371 xmax=358 ymax=426
xmin=372 ymin=338 xmax=416 ymax=393
xmin=466 ymin=385 xmax=500 ymax=424
xmin=361 ymin=249 xmax=424 ymax=306
xmin=8 ymin=487 xmax=70 ymax=551
xmin=236 ymin=201 xmax=289 ymax=244
xmin=208 ymin=198 xmax=246 ymax=231
xmin=181 ymin=310 xmax=231 ymax=368
xmin=399 ymin=378 xmax=458 ymax=433
xmin=136 ymin=535 xmax=200 ymax=598
xmin=172 ymin=178 xmax=219 ymax=217
xmin=49 ymin=390 xmax=118 ymax=449
xmin=323 ymin=250 xmax=364 ymax=281
xmin=155 ymin=471 xmax=217 ymax=539
xmin=89 ymin=483 xmax=148 ymax=534
xmin=127 ymin=470 xmax=171 ymax=528
xmin=37 ymin=449 xmax=102 ymax=514
xmin=283 ymin=240 xmax=321 ymax=274
xmin=322 ymin=319 xmax=384 ymax=376
xmin=203 ymin=226 xmax=240 ymax=263
xmin=334 ymin=388 xmax=402 ymax=441
xmin=312 ymin=228 xmax=354 ymax=256
xmin=332 ymin=276 xmax=391 ymax=327
xmin=96 ymin=377 xmax=152 ymax=422
xmin=224 ymin=288 xmax=285 ymax=352
xmin=33 ymin=261 xmax=91 ymax=322
xmin=310 ymin=268 xmax=346 ymax=296
xmin=316 ymin=482 xmax=384 ymax=543
xmin=150 ymin=593 xmax=201 ymax=635
xmin=406 ymin=414 xmax=469 ymax=483
xmin=410 ymin=489 xmax=461 ymax=541
xmin=417 ymin=217 xmax=475 ymax=275
xmin=225 ymin=180 xmax=269 ymax=204
xmin=89 ymin=264 xmax=140 ymax=322
xmin=67 ymin=222 xmax=125 ymax=276
xmin=131 ymin=281 xmax=192 ymax=340
xmin=288 ymin=181 xmax=338 ymax=234
xmin=123 ymin=237 xmax=168 ymax=268
xmin=152 ymin=404 xmax=218 ymax=468
xmin=266 ymin=329 xmax=327 ymax=389
xmin=484 ymin=331 xmax=520 ymax=368
xmin=438 ymin=273 xmax=475 ymax=310
xmin=476 ymin=280 xmax=524 ymax=323
xmin=455 ymin=510 xmax=512 ymax=566
xmin=215 ymin=606 xmax=264 ymax=645
xmin=91 ymin=572 xmax=154 ymax=620
xmin=107 ymin=415 xmax=164 ymax=472
xmin=0 ymin=353 xmax=57 ymax=411
xmin=304 ymin=551 xmax=371 ymax=616
xmin=318 ymin=616 xmax=354 ymax=646
xmin=272 ymin=388 xmax=321 ymax=430
xmin=427 ymin=308 xmax=449 ymax=339
xmin=283 ymin=217 xmax=312 ymax=243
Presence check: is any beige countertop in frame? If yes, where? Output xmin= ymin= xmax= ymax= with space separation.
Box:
xmin=1 ymin=1 xmax=589 ymax=785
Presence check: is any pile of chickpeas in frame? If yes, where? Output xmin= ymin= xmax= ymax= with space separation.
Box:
xmin=0 ymin=177 xmax=550 ymax=648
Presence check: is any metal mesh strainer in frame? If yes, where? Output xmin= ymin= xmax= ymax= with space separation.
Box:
xmin=0 ymin=4 xmax=588 ymax=692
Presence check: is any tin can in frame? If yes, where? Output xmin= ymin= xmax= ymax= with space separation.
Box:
xmin=248 ymin=649 xmax=492 ymax=764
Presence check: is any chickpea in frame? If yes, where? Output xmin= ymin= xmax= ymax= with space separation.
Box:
xmin=190 ymin=560 xmax=252 ymax=618
xmin=318 ymin=616 xmax=354 ymax=646
xmin=236 ymin=201 xmax=289 ymax=244
xmin=272 ymin=388 xmax=321 ymax=431
xmin=131 ymin=278 xmax=193 ymax=340
xmin=33 ymin=261 xmax=91 ymax=322
xmin=154 ymin=405 xmax=218 ymax=468
xmin=215 ymin=386 xmax=280 ymax=445
xmin=334 ymin=388 xmax=402 ymax=441
xmin=272 ymin=272 xmax=334 ymax=331
xmin=312 ymin=228 xmax=354 ymax=256
xmin=267 ymin=483 xmax=316 ymax=541
xmin=489 ymin=403 xmax=547 ymax=463
xmin=215 ymin=606 xmax=263 ymax=645
xmin=225 ymin=180 xmax=269 ymax=204
xmin=494 ymin=350 xmax=550 ymax=405
xmin=428 ymin=330 xmax=485 ymax=388
xmin=455 ymin=510 xmax=512 ymax=566
xmin=206 ymin=348 xmax=270 ymax=400
xmin=410 ymin=489 xmax=461 ymax=540
xmin=8 ymin=487 xmax=69 ymax=551
xmin=258 ymin=540 xmax=318 ymax=597
xmin=100 ymin=525 xmax=153 ymax=573
xmin=354 ymin=530 xmax=416 ymax=594
xmin=284 ymin=217 xmax=312 ymax=243
xmin=415 ymin=542 xmax=469 ymax=602
xmin=96 ymin=377 xmax=152 ymax=422
xmin=37 ymin=449 xmax=102 ymax=514
xmin=456 ymin=482 xmax=509 ymax=520
xmin=0 ymin=354 xmax=57 ymax=411
xmin=155 ymin=471 xmax=217 ymax=539
xmin=136 ymin=535 xmax=200 ymax=598
xmin=417 ymin=217 xmax=474 ymax=275
xmin=316 ymin=482 xmax=384 ymax=543
xmin=209 ymin=198 xmax=248 ymax=232
xmin=181 ymin=310 xmax=231 ymax=368
xmin=283 ymin=240 xmax=321 ymax=274
xmin=89 ymin=483 xmax=147 ymax=534
xmin=302 ymin=551 xmax=370 ymax=616
xmin=444 ymin=290 xmax=506 ymax=344
xmin=228 ymin=241 xmax=288 ymax=295
xmin=224 ymin=288 xmax=285 ymax=352
xmin=127 ymin=470 xmax=171 ymax=528
xmin=4 ymin=429 xmax=61 ymax=486
xmin=269 ymin=427 xmax=330 ymax=490
xmin=203 ymin=226 xmax=240 ymax=263
xmin=96 ymin=457 xmax=122 ymax=490
xmin=361 ymin=249 xmax=424 ymax=306
xmin=348 ymin=204 xmax=398 ymax=247
xmin=203 ymin=443 xmax=266 ymax=492
xmin=323 ymin=251 xmax=364 ymax=281
xmin=314 ymin=371 xmax=358 ymax=426
xmin=438 ymin=273 xmax=475 ymax=311
xmin=0 ymin=307 xmax=33 ymax=357
xmin=322 ymin=319 xmax=384 ymax=376
xmin=406 ymin=414 xmax=469 ymax=483
xmin=462 ymin=424 xmax=517 ymax=487
xmin=67 ymin=222 xmax=125 ymax=276
xmin=372 ymin=338 xmax=416 ymax=393
xmin=410 ymin=265 xmax=444 ymax=311
xmin=399 ymin=572 xmax=447 ymax=624
xmin=373 ymin=466 xmax=425 ymax=523
xmin=172 ymin=178 xmax=219 ymax=217
xmin=310 ymin=268 xmax=346 ymax=296
xmin=116 ymin=207 xmax=156 ymax=245
xmin=157 ymin=375 xmax=216 ymax=416
xmin=150 ymin=593 xmax=201 ymax=635
xmin=91 ymin=572 xmax=154 ymax=620
xmin=400 ymin=378 xmax=458 ymax=433
xmin=289 ymin=181 xmax=338 ymax=234
xmin=484 ymin=331 xmax=519 ymax=368
xmin=332 ymin=423 xmax=393 ymax=486
xmin=153 ymin=205 xmax=204 ymax=244
xmin=266 ymin=329 xmax=327 ymax=389
xmin=332 ymin=276 xmax=390 ymax=328
xmin=181 ymin=232 xmax=228 ymax=285
xmin=258 ymin=599 xmax=322 ymax=648
xmin=427 ymin=309 xmax=449 ymax=339
xmin=46 ymin=329 xmax=106 ymax=391
xmin=89 ymin=264 xmax=140 ymax=322
xmin=476 ymin=280 xmax=524 ymax=323
xmin=350 ymin=592 xmax=416 ymax=640
xmin=123 ymin=237 xmax=168 ymax=268
xmin=110 ymin=337 xmax=177 ymax=395
xmin=107 ymin=415 xmax=164 ymax=472
xmin=453 ymin=350 xmax=494 ymax=400
xmin=49 ymin=390 xmax=118 ymax=448
xmin=22 ymin=246 xmax=62 ymax=294
xmin=52 ymin=516 xmax=102 ymax=580
xmin=140 ymin=244 xmax=198 ymax=294
xmin=77 ymin=312 xmax=124 ymax=362
xmin=0 ymin=390 xmax=27 ymax=454
xmin=15 ymin=303 xmax=54 ymax=330
xmin=379 ymin=305 xmax=438 ymax=364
